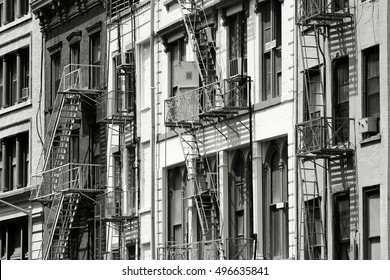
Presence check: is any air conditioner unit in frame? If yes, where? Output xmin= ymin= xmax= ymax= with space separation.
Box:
xmin=21 ymin=87 xmax=29 ymax=101
xmin=358 ymin=117 xmax=378 ymax=133
xmin=116 ymin=51 xmax=135 ymax=70
xmin=229 ymin=58 xmax=247 ymax=78
xmin=172 ymin=61 xmax=199 ymax=88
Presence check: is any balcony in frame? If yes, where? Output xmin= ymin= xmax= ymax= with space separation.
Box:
xmin=57 ymin=64 xmax=103 ymax=95
xmin=31 ymin=163 xmax=104 ymax=200
xmin=101 ymin=188 xmax=137 ymax=220
xmin=157 ymin=238 xmax=254 ymax=260
xmin=296 ymin=0 xmax=351 ymax=25
xmin=165 ymin=77 xmax=250 ymax=127
xmin=296 ymin=117 xmax=354 ymax=156
xmin=96 ymin=90 xmax=134 ymax=124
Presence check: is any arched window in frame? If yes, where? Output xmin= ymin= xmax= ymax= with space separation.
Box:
xmin=264 ymin=143 xmax=288 ymax=259
xmin=168 ymin=168 xmax=185 ymax=244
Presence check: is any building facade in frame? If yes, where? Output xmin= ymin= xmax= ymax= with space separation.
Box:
xmin=0 ymin=0 xmax=43 ymax=260
xmin=0 ymin=0 xmax=389 ymax=260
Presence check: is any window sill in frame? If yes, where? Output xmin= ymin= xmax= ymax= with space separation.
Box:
xmin=0 ymin=14 xmax=32 ymax=34
xmin=254 ymin=96 xmax=281 ymax=111
xmin=360 ymin=133 xmax=381 ymax=146
xmin=0 ymin=99 xmax=32 ymax=116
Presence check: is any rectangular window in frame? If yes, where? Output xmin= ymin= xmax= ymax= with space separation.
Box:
xmin=304 ymin=67 xmax=322 ymax=121
xmin=170 ymin=39 xmax=186 ymax=97
xmin=228 ymin=11 xmax=247 ymax=78
xmin=364 ymin=187 xmax=380 ymax=260
xmin=334 ymin=58 xmax=349 ymax=143
xmin=334 ymin=0 xmax=349 ymax=12
xmin=10 ymin=0 xmax=16 ymax=22
xmin=90 ymin=34 xmax=101 ymax=89
xmin=50 ymin=52 xmax=61 ymax=105
xmin=0 ymin=217 xmax=28 ymax=260
xmin=261 ymin=0 xmax=281 ymax=101
xmin=305 ymin=197 xmax=323 ymax=260
xmin=334 ymin=193 xmax=350 ymax=260
xmin=0 ymin=2 xmax=3 ymax=27
xmin=0 ymin=133 xmax=29 ymax=192
xmin=9 ymin=54 xmax=17 ymax=106
xmin=70 ymin=43 xmax=80 ymax=65
xmin=21 ymin=48 xmax=29 ymax=100
xmin=363 ymin=46 xmax=379 ymax=119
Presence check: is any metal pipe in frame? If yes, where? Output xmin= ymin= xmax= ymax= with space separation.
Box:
xmin=293 ymin=0 xmax=299 ymax=260
xmin=150 ymin=0 xmax=156 ymax=259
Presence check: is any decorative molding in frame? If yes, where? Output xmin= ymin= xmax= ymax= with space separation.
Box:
xmin=66 ymin=31 xmax=82 ymax=45
xmin=86 ymin=21 xmax=102 ymax=35
xmin=47 ymin=41 xmax=62 ymax=55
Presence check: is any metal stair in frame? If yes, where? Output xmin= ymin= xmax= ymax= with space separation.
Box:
xmin=178 ymin=0 xmax=218 ymax=86
xmin=178 ymin=128 xmax=219 ymax=240
xmin=299 ymin=25 xmax=325 ymax=120
xmin=298 ymin=158 xmax=326 ymax=259
xmin=49 ymin=193 xmax=81 ymax=259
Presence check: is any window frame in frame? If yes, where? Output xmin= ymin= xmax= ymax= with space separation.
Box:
xmin=363 ymin=45 xmax=380 ymax=119
xmin=260 ymin=0 xmax=282 ymax=102
xmin=50 ymin=52 xmax=61 ymax=106
xmin=333 ymin=192 xmax=350 ymax=260
xmin=363 ymin=186 xmax=381 ymax=260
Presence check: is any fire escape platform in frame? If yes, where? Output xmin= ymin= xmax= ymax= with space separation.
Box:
xmin=296 ymin=117 xmax=355 ymax=158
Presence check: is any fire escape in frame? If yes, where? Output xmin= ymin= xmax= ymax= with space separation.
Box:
xmin=296 ymin=0 xmax=354 ymax=259
xmin=161 ymin=0 xmax=252 ymax=259
xmin=31 ymin=64 xmax=104 ymax=259
xmin=94 ymin=0 xmax=139 ymax=260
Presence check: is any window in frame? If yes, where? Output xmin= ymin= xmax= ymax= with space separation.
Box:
xmin=304 ymin=67 xmax=322 ymax=121
xmin=0 ymin=1 xmax=3 ymax=27
xmin=0 ymin=133 xmax=29 ymax=192
xmin=168 ymin=167 xmax=185 ymax=249
xmin=50 ymin=52 xmax=61 ymax=105
xmin=0 ymin=0 xmax=29 ymax=26
xmin=363 ymin=46 xmax=379 ymax=119
xmin=228 ymin=11 xmax=247 ymax=76
xmin=334 ymin=0 xmax=349 ymax=12
xmin=0 ymin=49 xmax=29 ymax=109
xmin=229 ymin=152 xmax=252 ymax=260
xmin=264 ymin=143 xmax=288 ymax=259
xmin=363 ymin=187 xmax=380 ymax=260
xmin=261 ymin=0 xmax=281 ymax=101
xmin=170 ymin=39 xmax=186 ymax=97
xmin=90 ymin=34 xmax=101 ymax=89
xmin=0 ymin=217 xmax=28 ymax=260
xmin=334 ymin=193 xmax=350 ymax=260
xmin=9 ymin=54 xmax=17 ymax=105
xmin=70 ymin=43 xmax=80 ymax=65
xmin=333 ymin=58 xmax=349 ymax=143
xmin=304 ymin=197 xmax=323 ymax=259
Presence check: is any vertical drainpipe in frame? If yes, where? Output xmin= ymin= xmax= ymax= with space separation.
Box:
xmin=294 ymin=0 xmax=299 ymax=260
xmin=150 ymin=0 xmax=156 ymax=259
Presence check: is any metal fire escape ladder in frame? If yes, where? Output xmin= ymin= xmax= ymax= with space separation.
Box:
xmin=298 ymin=158 xmax=326 ymax=260
xmin=176 ymin=0 xmax=222 ymax=242
xmin=299 ymin=24 xmax=325 ymax=121
xmin=178 ymin=127 xmax=218 ymax=239
xmin=177 ymin=0 xmax=219 ymax=86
